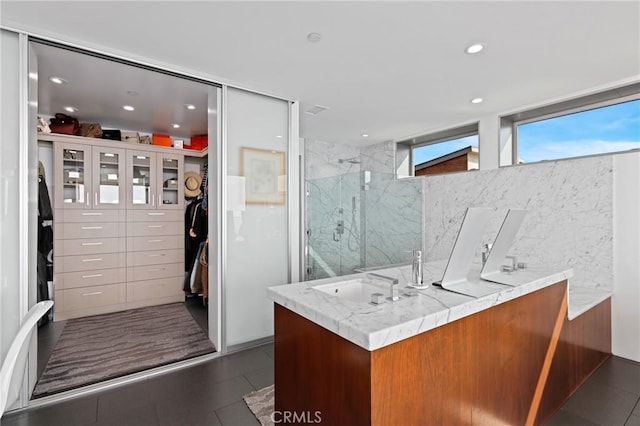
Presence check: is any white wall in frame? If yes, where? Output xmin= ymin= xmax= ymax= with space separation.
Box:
xmin=612 ymin=151 xmax=640 ymax=361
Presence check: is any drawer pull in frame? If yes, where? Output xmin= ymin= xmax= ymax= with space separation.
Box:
xmin=82 ymin=242 xmax=103 ymax=246
xmin=147 ymin=225 xmax=163 ymax=228
xmin=82 ymin=291 xmax=103 ymax=296
xmin=82 ymin=274 xmax=103 ymax=278
xmin=148 ymin=239 xmax=163 ymax=243
xmin=82 ymin=258 xmax=103 ymax=262
xmin=82 ymin=212 xmax=103 ymax=216
xmin=148 ymin=212 xmax=165 ymax=216
xmin=148 ymin=268 xmax=165 ymax=272
xmin=81 ymin=226 xmax=103 ymax=230
xmin=147 ymin=254 xmax=165 ymax=257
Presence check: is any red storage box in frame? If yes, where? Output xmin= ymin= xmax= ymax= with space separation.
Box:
xmin=153 ymin=133 xmax=172 ymax=147
xmin=187 ymin=135 xmax=208 ymax=150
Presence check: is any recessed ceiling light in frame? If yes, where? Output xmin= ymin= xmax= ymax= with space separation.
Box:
xmin=471 ymin=97 xmax=484 ymax=104
xmin=361 ymin=133 xmax=369 ymax=138
xmin=185 ymin=104 xmax=196 ymax=110
xmin=49 ymin=76 xmax=67 ymax=84
xmin=64 ymin=106 xmax=78 ymax=113
xmin=307 ymin=32 xmax=322 ymax=43
xmin=172 ymin=124 xmax=180 ymax=129
xmin=465 ymin=43 xmax=485 ymax=54
xmin=123 ymin=105 xmax=135 ymax=111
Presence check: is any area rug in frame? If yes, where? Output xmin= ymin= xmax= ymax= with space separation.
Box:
xmin=244 ymin=385 xmax=275 ymax=426
xmin=33 ymin=303 xmax=215 ymax=397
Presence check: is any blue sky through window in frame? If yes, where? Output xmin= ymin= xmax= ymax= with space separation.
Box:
xmin=413 ymin=99 xmax=640 ymax=167
xmin=414 ymin=135 xmax=478 ymax=165
xmin=517 ymin=99 xmax=640 ymax=163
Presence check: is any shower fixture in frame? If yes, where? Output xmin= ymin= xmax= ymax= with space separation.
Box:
xmin=338 ymin=157 xmax=360 ymax=164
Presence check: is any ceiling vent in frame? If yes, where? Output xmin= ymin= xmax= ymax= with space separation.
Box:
xmin=305 ymin=105 xmax=329 ymax=116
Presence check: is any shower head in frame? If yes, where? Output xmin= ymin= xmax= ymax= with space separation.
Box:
xmin=338 ymin=157 xmax=361 ymax=164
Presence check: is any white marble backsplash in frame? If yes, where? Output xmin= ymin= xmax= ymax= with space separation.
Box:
xmin=422 ymin=156 xmax=614 ymax=292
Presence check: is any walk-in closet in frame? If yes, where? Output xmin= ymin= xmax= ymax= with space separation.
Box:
xmin=32 ymin=41 xmax=217 ymax=398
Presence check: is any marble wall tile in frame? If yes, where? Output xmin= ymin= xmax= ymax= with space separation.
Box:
xmin=304 ymin=139 xmax=360 ymax=180
xmin=305 ymin=139 xmax=422 ymax=278
xmin=360 ymin=140 xmax=395 ymax=174
xmin=422 ymin=156 xmax=614 ymax=291
xmin=364 ymin=173 xmax=423 ymax=268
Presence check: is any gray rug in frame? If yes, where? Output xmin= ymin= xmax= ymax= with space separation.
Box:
xmin=33 ymin=303 xmax=215 ymax=397
xmin=244 ymin=385 xmax=275 ymax=426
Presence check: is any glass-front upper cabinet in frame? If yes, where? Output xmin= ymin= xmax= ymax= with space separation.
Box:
xmin=158 ymin=154 xmax=183 ymax=209
xmin=54 ymin=143 xmax=90 ymax=209
xmin=53 ymin=142 xmax=126 ymax=210
xmin=127 ymin=150 xmax=183 ymax=209
xmin=92 ymin=146 xmax=125 ymax=209
xmin=128 ymin=152 xmax=155 ymax=208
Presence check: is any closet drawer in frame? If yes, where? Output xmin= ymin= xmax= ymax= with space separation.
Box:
xmin=128 ymin=249 xmax=182 ymax=267
xmin=55 ymin=267 xmax=126 ymax=290
xmin=126 ymin=235 xmax=183 ymax=252
xmin=126 ymin=221 xmax=182 ymax=237
xmin=55 ymin=209 xmax=125 ymax=224
xmin=127 ymin=263 xmax=183 ymax=282
xmin=127 ymin=210 xmax=182 ymax=222
xmin=55 ymin=237 xmax=125 ymax=256
xmin=126 ymin=277 xmax=183 ymax=302
xmin=57 ymin=252 xmax=125 ymax=273
xmin=57 ymin=222 xmax=125 ymax=239
xmin=55 ymin=283 xmax=126 ymax=312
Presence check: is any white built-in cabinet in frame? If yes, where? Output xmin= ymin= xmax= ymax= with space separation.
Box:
xmin=45 ymin=134 xmax=186 ymax=320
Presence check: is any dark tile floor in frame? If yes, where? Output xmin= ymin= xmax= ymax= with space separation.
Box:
xmin=4 ymin=347 xmax=638 ymax=425
xmin=21 ymin=302 xmax=640 ymax=426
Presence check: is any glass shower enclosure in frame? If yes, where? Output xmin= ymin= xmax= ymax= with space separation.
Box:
xmin=305 ymin=170 xmax=423 ymax=280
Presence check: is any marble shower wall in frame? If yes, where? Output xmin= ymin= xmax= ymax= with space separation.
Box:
xmin=305 ymin=139 xmax=423 ymax=278
xmin=422 ymin=155 xmax=614 ymax=291
xmin=363 ymin=173 xmax=423 ymax=269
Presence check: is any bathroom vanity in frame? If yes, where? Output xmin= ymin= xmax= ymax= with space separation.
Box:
xmin=268 ymin=261 xmax=611 ymax=425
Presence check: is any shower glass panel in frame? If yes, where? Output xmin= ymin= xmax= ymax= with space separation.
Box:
xmin=306 ymin=172 xmax=362 ymax=279
xmin=306 ymin=170 xmax=422 ymax=279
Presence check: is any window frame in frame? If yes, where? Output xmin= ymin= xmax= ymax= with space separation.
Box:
xmin=396 ymin=122 xmax=479 ymax=178
xmin=505 ymin=84 xmax=640 ymax=166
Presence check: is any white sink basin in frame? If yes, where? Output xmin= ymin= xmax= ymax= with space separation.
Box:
xmin=313 ymin=279 xmax=388 ymax=303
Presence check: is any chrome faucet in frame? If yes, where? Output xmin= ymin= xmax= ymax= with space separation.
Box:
xmin=367 ymin=273 xmax=400 ymax=301
xmin=410 ymin=250 xmax=424 ymax=287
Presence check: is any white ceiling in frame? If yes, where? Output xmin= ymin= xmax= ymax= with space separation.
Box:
xmin=3 ymin=1 xmax=639 ymax=147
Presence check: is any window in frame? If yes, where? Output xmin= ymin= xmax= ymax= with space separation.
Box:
xmin=502 ymin=84 xmax=640 ymax=166
xmin=396 ymin=123 xmax=478 ymax=178
xmin=516 ymin=99 xmax=640 ymax=163
xmin=414 ymin=135 xmax=479 ymax=176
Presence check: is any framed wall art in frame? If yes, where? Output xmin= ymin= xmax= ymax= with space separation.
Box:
xmin=241 ymin=147 xmax=285 ymax=204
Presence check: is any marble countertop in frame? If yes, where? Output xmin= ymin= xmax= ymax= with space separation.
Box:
xmin=268 ymin=261 xmax=592 ymax=351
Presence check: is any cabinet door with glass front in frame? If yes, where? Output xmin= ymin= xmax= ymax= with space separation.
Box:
xmin=156 ymin=153 xmax=184 ymax=210
xmin=53 ymin=142 xmax=92 ymax=209
xmin=127 ymin=151 xmax=157 ymax=209
xmin=92 ymin=146 xmax=125 ymax=209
